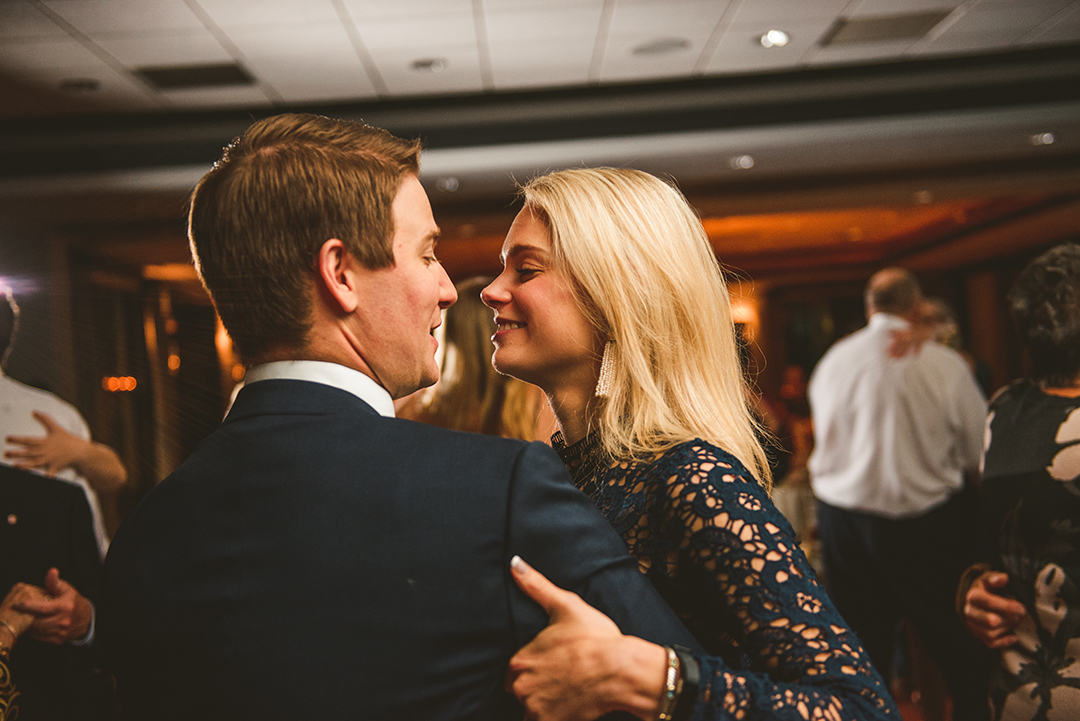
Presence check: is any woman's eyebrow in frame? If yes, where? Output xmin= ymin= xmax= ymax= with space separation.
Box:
xmin=500 ymin=243 xmax=547 ymax=264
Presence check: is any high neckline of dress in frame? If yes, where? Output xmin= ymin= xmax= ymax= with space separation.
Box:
xmin=551 ymin=429 xmax=609 ymax=496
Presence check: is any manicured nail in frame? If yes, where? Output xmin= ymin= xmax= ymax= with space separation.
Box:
xmin=510 ymin=555 xmax=529 ymax=573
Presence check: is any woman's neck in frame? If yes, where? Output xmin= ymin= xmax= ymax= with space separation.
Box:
xmin=546 ymin=382 xmax=601 ymax=446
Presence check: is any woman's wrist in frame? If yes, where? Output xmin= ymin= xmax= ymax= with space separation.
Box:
xmin=594 ymin=637 xmax=669 ymax=720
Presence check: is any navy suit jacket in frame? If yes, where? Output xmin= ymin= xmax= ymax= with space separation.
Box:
xmin=102 ymin=379 xmax=700 ymax=720
xmin=0 ymin=463 xmax=109 ymax=720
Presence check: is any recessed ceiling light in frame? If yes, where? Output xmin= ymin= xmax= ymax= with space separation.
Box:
xmin=412 ymin=58 xmax=446 ymax=73
xmin=759 ymin=30 xmax=790 ymax=48
xmin=1030 ymin=132 xmax=1055 ymax=146
xmin=632 ymin=38 xmax=690 ymax=55
xmin=730 ymin=155 xmax=755 ymax=170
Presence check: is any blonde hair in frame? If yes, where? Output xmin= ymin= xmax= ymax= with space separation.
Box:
xmin=522 ymin=167 xmax=772 ymax=490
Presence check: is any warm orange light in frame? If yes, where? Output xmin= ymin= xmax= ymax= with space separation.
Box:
xmin=231 ymin=364 xmax=245 ymax=382
xmin=102 ymin=376 xmax=137 ymax=392
xmin=167 ymin=354 xmax=181 ymax=371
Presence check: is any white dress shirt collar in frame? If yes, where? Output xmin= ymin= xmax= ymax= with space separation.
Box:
xmin=244 ymin=360 xmax=396 ymax=418
xmin=868 ymin=312 xmax=908 ymax=330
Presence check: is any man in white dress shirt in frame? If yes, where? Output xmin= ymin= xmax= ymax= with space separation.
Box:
xmin=808 ymin=268 xmax=992 ymax=721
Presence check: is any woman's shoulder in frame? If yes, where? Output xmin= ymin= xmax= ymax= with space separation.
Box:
xmin=649 ymin=439 xmax=764 ymax=491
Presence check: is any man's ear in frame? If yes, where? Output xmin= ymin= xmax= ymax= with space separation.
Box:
xmin=317 ymin=238 xmax=360 ymax=314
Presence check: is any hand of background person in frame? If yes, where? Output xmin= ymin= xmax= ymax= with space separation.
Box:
xmin=12 ymin=568 xmax=93 ymax=645
xmin=5 ymin=411 xmax=84 ymax=476
xmin=963 ymin=571 xmax=1028 ymax=649
xmin=505 ymin=556 xmax=668 ymax=721
xmin=5 ymin=411 xmax=127 ymax=494
xmin=0 ymin=584 xmax=38 ymax=645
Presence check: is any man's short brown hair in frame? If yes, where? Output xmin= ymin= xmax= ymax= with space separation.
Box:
xmin=188 ymin=113 xmax=421 ymax=364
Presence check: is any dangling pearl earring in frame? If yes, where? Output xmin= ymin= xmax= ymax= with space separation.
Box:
xmin=595 ymin=341 xmax=615 ymax=398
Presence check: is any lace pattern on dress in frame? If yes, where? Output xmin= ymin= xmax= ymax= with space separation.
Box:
xmin=553 ymin=432 xmax=897 ymax=721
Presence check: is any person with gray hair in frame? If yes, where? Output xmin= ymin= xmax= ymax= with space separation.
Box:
xmin=808 ymin=267 xmax=993 ymax=720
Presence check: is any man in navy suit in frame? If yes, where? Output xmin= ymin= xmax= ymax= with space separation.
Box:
xmin=100 ymin=113 xmax=700 ymax=720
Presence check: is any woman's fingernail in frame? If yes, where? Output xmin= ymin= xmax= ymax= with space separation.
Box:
xmin=510 ymin=555 xmax=528 ymax=573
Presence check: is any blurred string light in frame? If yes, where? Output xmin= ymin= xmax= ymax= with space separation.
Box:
xmin=1030 ymin=132 xmax=1055 ymax=146
xmin=103 ymin=376 xmax=137 ymax=392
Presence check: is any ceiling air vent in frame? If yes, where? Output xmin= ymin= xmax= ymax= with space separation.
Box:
xmin=820 ymin=11 xmax=951 ymax=46
xmin=135 ymin=63 xmax=254 ymax=90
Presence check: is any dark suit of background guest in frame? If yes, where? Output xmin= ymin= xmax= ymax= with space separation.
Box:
xmin=0 ymin=464 xmax=109 ymax=721
xmin=102 ymin=379 xmax=701 ymax=721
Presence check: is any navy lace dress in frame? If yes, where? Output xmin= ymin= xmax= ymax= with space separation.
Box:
xmin=553 ymin=432 xmax=898 ymax=720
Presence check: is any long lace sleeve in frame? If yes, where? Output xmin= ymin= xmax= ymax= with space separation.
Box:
xmin=662 ymin=442 xmax=898 ymax=721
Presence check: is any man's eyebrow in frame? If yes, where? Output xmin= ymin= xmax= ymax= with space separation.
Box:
xmin=500 ymin=242 xmax=547 ymax=264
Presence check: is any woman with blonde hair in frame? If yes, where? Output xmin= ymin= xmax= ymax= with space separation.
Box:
xmin=483 ymin=167 xmax=897 ymax=721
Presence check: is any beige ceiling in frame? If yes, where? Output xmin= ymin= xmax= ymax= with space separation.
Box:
xmin=1 ymin=0 xmax=1079 ymax=287
xmin=2 ymin=0 xmax=1077 ymax=115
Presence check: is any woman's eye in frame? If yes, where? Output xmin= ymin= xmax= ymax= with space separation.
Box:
xmin=516 ymin=267 xmax=539 ymax=278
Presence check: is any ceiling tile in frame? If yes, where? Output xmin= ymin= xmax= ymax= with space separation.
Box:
xmin=729 ymin=0 xmax=849 ymax=24
xmin=0 ymin=2 xmax=68 ymax=40
xmin=917 ymin=1 xmax=1074 ymax=53
xmin=92 ymin=29 xmax=232 ymax=67
xmin=488 ymin=42 xmax=594 ymax=89
xmin=0 ymin=37 xmax=112 ymax=72
xmin=599 ymin=0 xmax=726 ymax=81
xmin=483 ymin=5 xmax=603 ymax=44
xmin=849 ymin=0 xmax=963 ymax=17
xmin=606 ymin=0 xmax=728 ymax=43
xmin=353 ymin=13 xmax=477 ymax=53
xmin=227 ymin=24 xmax=378 ymax=101
xmin=484 ymin=0 xmax=602 ymax=8
xmin=1022 ymin=2 xmax=1080 ymax=45
xmin=255 ymin=58 xmax=378 ymax=103
xmin=194 ymin=0 xmax=341 ymax=28
xmin=340 ymin=0 xmax=472 ymax=20
xmin=41 ymin=0 xmax=205 ymax=34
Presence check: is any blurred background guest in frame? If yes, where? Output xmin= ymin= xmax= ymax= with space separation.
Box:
xmin=808 ymin=268 xmax=992 ymax=721
xmin=959 ymin=242 xmax=1080 ymax=721
xmin=921 ymin=297 xmax=995 ymax=398
xmin=0 ymin=290 xmax=126 ymax=557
